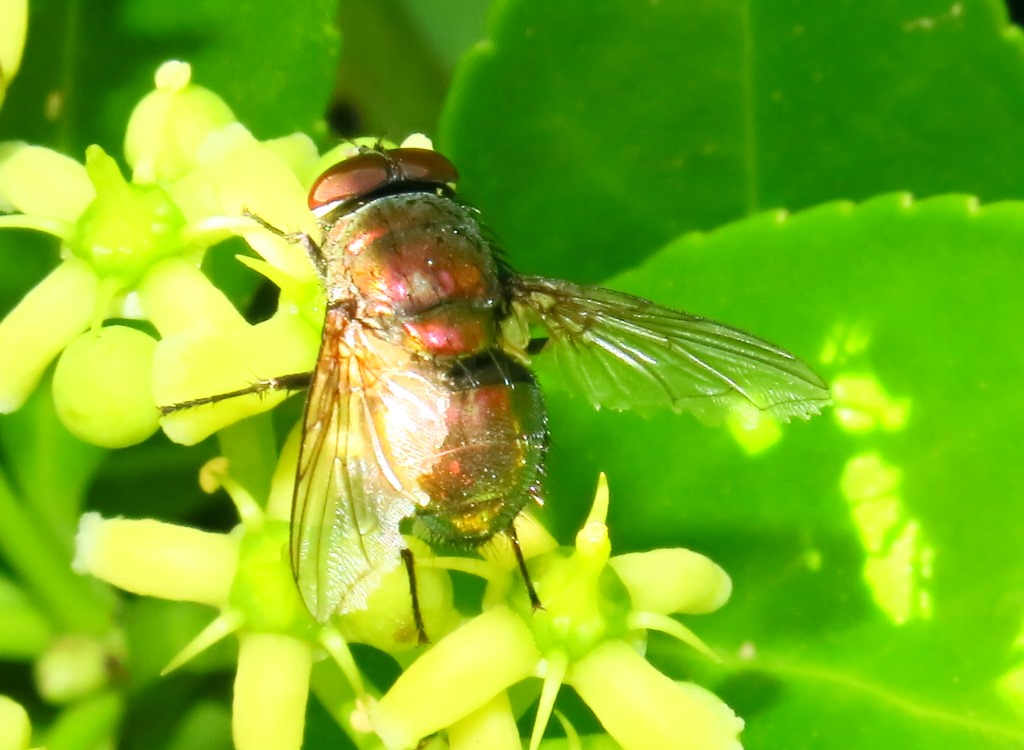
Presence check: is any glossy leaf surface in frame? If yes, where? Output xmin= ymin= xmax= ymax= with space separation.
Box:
xmin=537 ymin=193 xmax=1024 ymax=749
xmin=442 ymin=0 xmax=1024 ymax=281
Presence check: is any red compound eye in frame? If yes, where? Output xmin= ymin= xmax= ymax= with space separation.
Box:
xmin=388 ymin=148 xmax=459 ymax=185
xmin=307 ymin=148 xmax=459 ymax=212
xmin=308 ymin=152 xmax=391 ymax=211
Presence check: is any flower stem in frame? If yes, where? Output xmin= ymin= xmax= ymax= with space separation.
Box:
xmin=43 ymin=690 xmax=122 ymax=750
xmin=0 ymin=573 xmax=53 ymax=658
xmin=217 ymin=412 xmax=279 ymax=509
xmin=1 ymin=381 xmax=106 ymax=541
xmin=308 ymin=665 xmax=385 ymax=750
xmin=0 ymin=466 xmax=112 ymax=634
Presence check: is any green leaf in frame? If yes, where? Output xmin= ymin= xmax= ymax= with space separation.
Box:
xmin=440 ymin=0 xmax=1024 ymax=282
xmin=44 ymin=691 xmax=122 ymax=750
xmin=0 ymin=380 xmax=106 ymax=537
xmin=537 ymin=193 xmax=1024 ymax=748
xmin=333 ymin=0 xmax=450 ymax=139
xmin=330 ymin=0 xmax=489 ymax=139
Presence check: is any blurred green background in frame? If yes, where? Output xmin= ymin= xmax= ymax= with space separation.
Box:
xmin=2 ymin=1 xmax=1024 ymax=748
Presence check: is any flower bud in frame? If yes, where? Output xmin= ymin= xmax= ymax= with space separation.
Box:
xmin=125 ymin=61 xmax=237 ymax=183
xmin=338 ymin=538 xmax=457 ymax=652
xmin=34 ymin=633 xmax=121 ymax=704
xmin=52 ymin=325 xmax=160 ymax=448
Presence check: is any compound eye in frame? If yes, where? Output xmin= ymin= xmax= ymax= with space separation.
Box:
xmin=389 ymin=148 xmax=459 ymax=185
xmin=308 ymin=151 xmax=391 ymax=211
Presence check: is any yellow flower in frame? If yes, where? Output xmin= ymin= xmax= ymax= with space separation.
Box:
xmin=0 ymin=60 xmax=319 ymax=449
xmin=72 ymin=425 xmax=455 ymax=750
xmin=0 ymin=695 xmax=33 ymax=750
xmin=73 ymin=455 xmax=742 ymax=750
xmin=0 ymin=0 xmax=28 ymax=108
xmin=371 ymin=475 xmax=743 ymax=750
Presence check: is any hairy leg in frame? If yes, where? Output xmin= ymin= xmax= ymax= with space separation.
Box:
xmin=401 ymin=547 xmax=429 ymax=644
xmin=159 ymin=372 xmax=313 ymax=415
xmin=242 ymin=209 xmax=325 ymax=277
xmin=507 ymin=523 xmax=542 ymax=610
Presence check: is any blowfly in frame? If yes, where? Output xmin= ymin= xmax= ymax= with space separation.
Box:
xmin=166 ymin=146 xmax=831 ymax=634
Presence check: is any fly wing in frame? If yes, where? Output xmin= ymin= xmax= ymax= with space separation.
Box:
xmin=509 ymin=275 xmax=831 ymax=427
xmin=291 ymin=321 xmax=447 ymax=622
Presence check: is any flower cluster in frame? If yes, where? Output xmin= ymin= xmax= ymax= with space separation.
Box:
xmin=75 ymin=462 xmax=742 ymax=750
xmin=0 ymin=60 xmax=744 ymax=749
xmin=0 ymin=60 xmax=334 ymax=448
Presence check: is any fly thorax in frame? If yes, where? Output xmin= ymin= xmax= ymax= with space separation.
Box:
xmin=329 ymin=193 xmax=504 ymax=357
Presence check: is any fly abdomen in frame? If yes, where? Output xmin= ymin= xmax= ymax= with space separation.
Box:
xmin=416 ymin=352 xmax=548 ymax=546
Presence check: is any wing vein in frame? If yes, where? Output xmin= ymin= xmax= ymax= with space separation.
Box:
xmin=510 ymin=275 xmax=831 ymax=423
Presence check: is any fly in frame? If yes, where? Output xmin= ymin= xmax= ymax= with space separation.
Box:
xmin=163 ymin=146 xmax=831 ymax=638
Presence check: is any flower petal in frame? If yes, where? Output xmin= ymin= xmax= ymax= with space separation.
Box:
xmin=0 ymin=259 xmax=99 ymax=413
xmin=154 ymin=310 xmax=319 ymax=445
xmin=73 ymin=513 xmax=238 ymax=606
xmin=570 ymin=640 xmax=743 ymax=750
xmin=168 ymin=125 xmax=316 ymax=281
xmin=135 ymin=257 xmax=248 ymax=337
xmin=261 ymin=133 xmax=321 ymax=186
xmin=0 ymin=0 xmax=28 ymax=94
xmin=124 ymin=60 xmax=237 ymax=184
xmin=447 ymin=691 xmax=521 ymax=750
xmin=0 ymin=143 xmax=94 ymax=220
xmin=0 ymin=695 xmax=31 ymax=749
xmin=370 ymin=607 xmax=540 ymax=749
xmin=233 ymin=633 xmax=312 ymax=750
xmin=611 ymin=548 xmax=732 ymax=615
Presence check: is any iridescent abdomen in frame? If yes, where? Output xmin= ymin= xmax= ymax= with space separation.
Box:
xmin=324 ymin=192 xmax=503 ymax=358
xmin=416 ymin=354 xmax=547 ymax=545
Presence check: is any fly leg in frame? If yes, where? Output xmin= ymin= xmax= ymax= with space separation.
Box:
xmin=241 ymin=209 xmax=326 ymax=278
xmin=162 ymin=210 xmax=319 ymax=416
xmin=401 ymin=547 xmax=429 ymax=644
xmin=159 ymin=372 xmax=313 ymax=415
xmin=507 ymin=523 xmax=543 ymax=610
